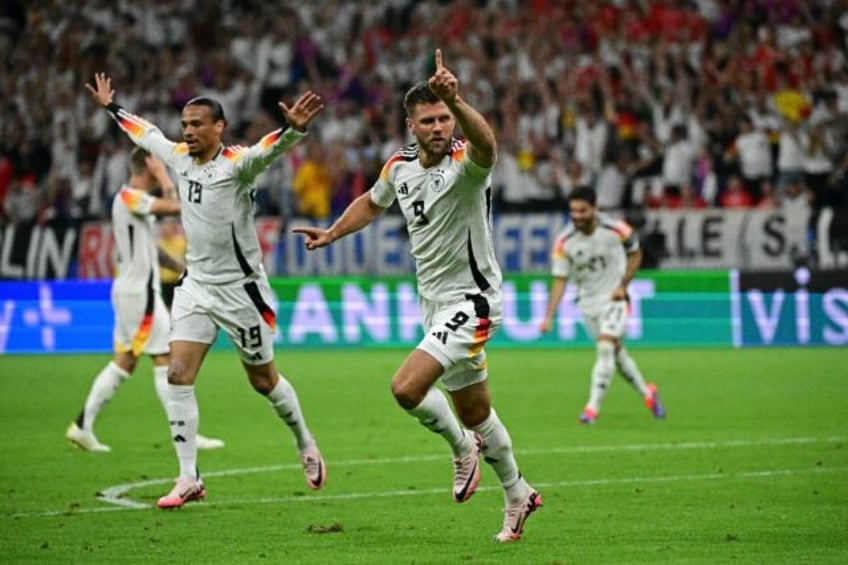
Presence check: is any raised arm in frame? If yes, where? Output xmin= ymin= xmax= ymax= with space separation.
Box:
xmin=279 ymin=91 xmax=324 ymax=132
xmin=428 ymin=49 xmax=496 ymax=168
xmin=85 ymin=72 xmax=179 ymax=163
xmin=292 ymin=192 xmax=384 ymax=250
xmin=232 ymin=91 xmax=325 ymax=185
xmin=85 ymin=72 xmax=115 ymax=107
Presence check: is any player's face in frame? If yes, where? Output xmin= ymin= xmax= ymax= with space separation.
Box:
xmin=568 ymin=198 xmax=597 ymax=233
xmin=181 ymin=105 xmax=224 ymax=157
xmin=407 ymin=102 xmax=455 ymax=157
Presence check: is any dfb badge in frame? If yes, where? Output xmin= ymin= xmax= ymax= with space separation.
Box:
xmin=429 ymin=169 xmax=447 ymax=193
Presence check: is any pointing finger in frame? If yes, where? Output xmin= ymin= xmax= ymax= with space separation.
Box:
xmin=434 ymin=48 xmax=444 ymax=70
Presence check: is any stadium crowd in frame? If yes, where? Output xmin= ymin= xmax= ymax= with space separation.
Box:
xmin=1 ymin=1 xmax=847 ymax=244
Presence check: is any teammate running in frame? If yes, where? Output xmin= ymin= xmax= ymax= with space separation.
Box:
xmin=540 ymin=186 xmax=666 ymax=424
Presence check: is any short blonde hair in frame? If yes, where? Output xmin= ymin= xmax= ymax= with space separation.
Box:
xmin=129 ymin=147 xmax=150 ymax=175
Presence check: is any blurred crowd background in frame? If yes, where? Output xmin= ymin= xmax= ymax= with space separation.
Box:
xmin=1 ymin=0 xmax=847 ymax=265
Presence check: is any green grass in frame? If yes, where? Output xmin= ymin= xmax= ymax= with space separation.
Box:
xmin=1 ymin=347 xmax=846 ymax=564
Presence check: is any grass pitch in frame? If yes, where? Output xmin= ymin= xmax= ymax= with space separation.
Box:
xmin=0 ymin=347 xmax=846 ymax=563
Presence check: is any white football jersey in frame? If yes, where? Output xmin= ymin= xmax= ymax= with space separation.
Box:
xmin=550 ymin=214 xmax=639 ymax=315
xmin=370 ymin=139 xmax=502 ymax=302
xmin=111 ymin=185 xmax=160 ymax=295
xmin=107 ymin=104 xmax=305 ymax=284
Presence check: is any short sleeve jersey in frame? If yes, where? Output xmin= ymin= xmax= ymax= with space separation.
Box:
xmin=370 ymin=139 xmax=502 ymax=302
xmin=550 ymin=214 xmax=639 ymax=315
xmin=107 ymin=105 xmax=306 ymax=285
xmin=111 ymin=186 xmax=159 ymax=294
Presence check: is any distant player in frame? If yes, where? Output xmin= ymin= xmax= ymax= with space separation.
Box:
xmin=294 ymin=50 xmax=541 ymax=543
xmin=86 ymin=72 xmax=326 ymax=509
xmin=66 ymin=148 xmax=224 ymax=452
xmin=540 ymin=186 xmax=666 ymax=423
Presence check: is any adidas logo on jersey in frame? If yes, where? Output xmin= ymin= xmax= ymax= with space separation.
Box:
xmin=398 ymin=182 xmax=409 ymax=195
xmin=431 ymin=331 xmax=448 ymax=345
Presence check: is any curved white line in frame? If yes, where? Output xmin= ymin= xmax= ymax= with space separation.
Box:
xmin=97 ymin=435 xmax=845 ymax=508
xmin=6 ymin=465 xmax=846 ymax=520
xmin=4 ymin=436 xmax=843 ymax=519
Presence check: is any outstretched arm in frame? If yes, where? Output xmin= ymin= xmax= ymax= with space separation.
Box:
xmin=85 ymin=72 xmax=115 ymax=107
xmin=428 ymin=49 xmax=496 ymax=168
xmin=234 ymin=91 xmax=326 ymax=185
xmin=278 ymin=91 xmax=324 ymax=132
xmin=86 ymin=72 xmax=179 ymax=163
xmin=292 ymin=192 xmax=384 ymax=250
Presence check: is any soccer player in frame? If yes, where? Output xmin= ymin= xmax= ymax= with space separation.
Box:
xmin=66 ymin=148 xmax=224 ymax=453
xmin=294 ymin=50 xmax=541 ymax=543
xmin=86 ymin=72 xmax=327 ymax=509
xmin=539 ymin=186 xmax=666 ymax=424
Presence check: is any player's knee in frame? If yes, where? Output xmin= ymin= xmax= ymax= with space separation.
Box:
xmin=391 ymin=376 xmax=426 ymax=410
xmin=251 ymin=378 xmax=275 ymax=396
xmin=247 ymin=366 xmax=277 ymax=395
xmin=167 ymin=359 xmax=192 ymax=385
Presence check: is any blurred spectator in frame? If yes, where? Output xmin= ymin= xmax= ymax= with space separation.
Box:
xmin=659 ymin=124 xmax=696 ymax=207
xmin=3 ymin=179 xmax=40 ymax=225
xmin=724 ymin=115 xmax=773 ymax=201
xmin=292 ymin=137 xmax=334 ymax=221
xmin=719 ymin=174 xmax=754 ymax=208
xmin=756 ymin=180 xmax=779 ymax=210
xmin=559 ymin=156 xmax=592 ymax=203
xmin=573 ymin=103 xmax=609 ymax=182
xmin=493 ymin=142 xmax=533 ymax=213
xmin=595 ymin=155 xmax=627 ymax=211
xmin=776 ymin=121 xmax=807 ymax=197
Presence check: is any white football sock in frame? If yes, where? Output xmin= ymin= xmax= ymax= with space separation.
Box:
xmin=587 ymin=341 xmax=616 ymax=412
xmin=472 ymin=409 xmax=528 ymax=504
xmin=77 ymin=361 xmax=130 ymax=431
xmin=153 ymin=365 xmax=170 ymax=413
xmin=267 ymin=375 xmax=314 ymax=450
xmin=167 ymin=384 xmax=199 ymax=480
xmin=407 ymin=387 xmax=468 ymax=456
xmin=616 ymin=347 xmax=650 ymax=397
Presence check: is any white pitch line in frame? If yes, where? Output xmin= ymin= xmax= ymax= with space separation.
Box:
xmin=97 ymin=435 xmax=847 ymax=505
xmin=5 ymin=465 xmax=846 ymax=520
xmin=4 ymin=436 xmax=844 ymax=519
xmin=78 ymin=435 xmax=848 ymax=507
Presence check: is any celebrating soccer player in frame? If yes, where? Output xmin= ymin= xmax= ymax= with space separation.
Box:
xmin=294 ymin=49 xmax=541 ymax=543
xmin=86 ymin=72 xmax=327 ymax=508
